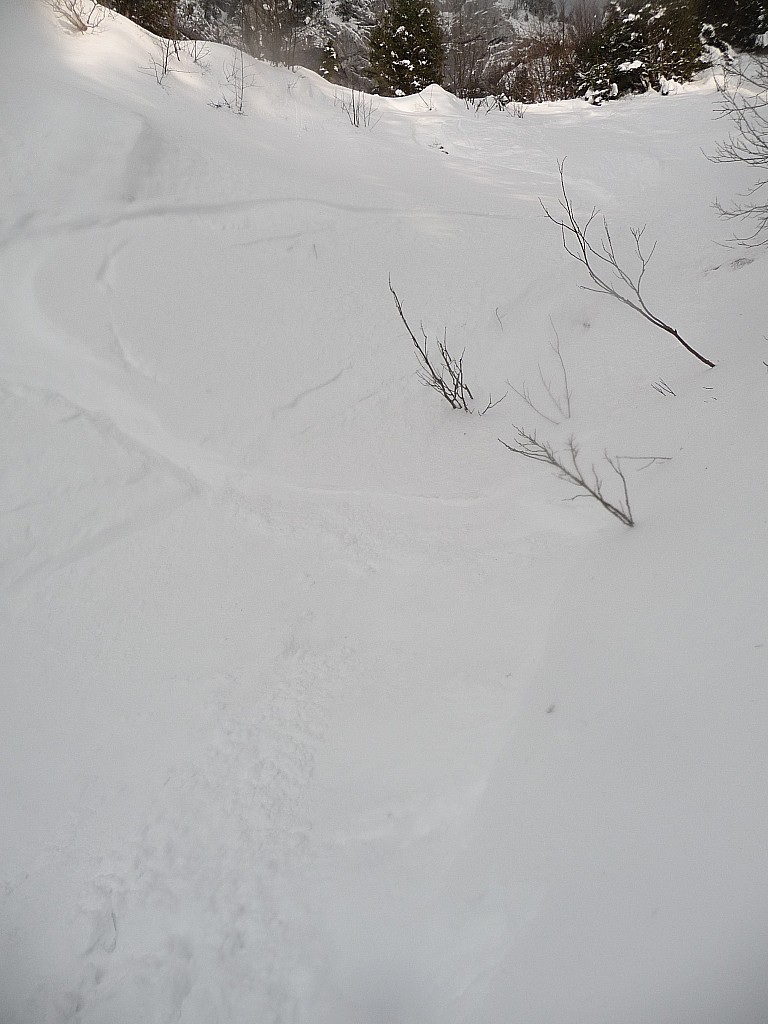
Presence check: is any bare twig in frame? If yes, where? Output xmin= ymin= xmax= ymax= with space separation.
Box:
xmin=500 ymin=426 xmax=635 ymax=526
xmin=507 ymin=319 xmax=572 ymax=424
xmin=543 ymin=319 xmax=572 ymax=418
xmin=389 ymin=279 xmax=474 ymax=411
xmin=479 ymin=392 xmax=508 ymax=416
xmin=616 ymin=454 xmax=671 ymax=470
xmin=712 ymin=60 xmax=768 ymax=246
xmin=651 ymin=378 xmax=676 ymax=396
xmin=541 ymin=160 xmax=715 ymax=368
xmin=506 ymin=379 xmax=560 ymax=424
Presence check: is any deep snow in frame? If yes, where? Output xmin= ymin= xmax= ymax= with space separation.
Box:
xmin=1 ymin=3 xmax=768 ymax=1022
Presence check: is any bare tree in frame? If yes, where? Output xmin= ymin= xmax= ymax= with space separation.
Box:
xmin=444 ymin=1 xmax=490 ymax=98
xmin=569 ymin=0 xmax=603 ymax=48
xmin=500 ymin=427 xmax=635 ymax=526
xmin=712 ymin=58 xmax=768 ymax=245
xmin=542 ymin=161 xmax=715 ymax=368
xmin=389 ymin=280 xmax=474 ymax=411
xmin=491 ymin=21 xmax=581 ymax=105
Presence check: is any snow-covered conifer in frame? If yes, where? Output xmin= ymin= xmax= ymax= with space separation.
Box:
xmin=369 ymin=0 xmax=444 ymax=94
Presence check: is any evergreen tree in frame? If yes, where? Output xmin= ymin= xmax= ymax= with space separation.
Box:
xmin=369 ymin=0 xmax=444 ymax=95
xmin=320 ymin=39 xmax=342 ymax=79
xmin=579 ymin=0 xmax=704 ymax=99
xmin=701 ymin=0 xmax=767 ymax=50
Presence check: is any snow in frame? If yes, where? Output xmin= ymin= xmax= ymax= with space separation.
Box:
xmin=2 ymin=3 xmax=768 ymax=1023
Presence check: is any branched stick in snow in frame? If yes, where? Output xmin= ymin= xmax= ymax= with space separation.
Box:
xmin=479 ymin=392 xmax=508 ymax=415
xmin=389 ymin=279 xmax=474 ymax=411
xmin=615 ymin=454 xmax=671 ymax=471
xmin=651 ymin=378 xmax=676 ymax=396
xmin=499 ymin=426 xmax=635 ymax=526
xmin=507 ymin=318 xmax=572 ymax=424
xmin=506 ymin=378 xmax=560 ymax=425
xmin=541 ymin=161 xmax=715 ymax=368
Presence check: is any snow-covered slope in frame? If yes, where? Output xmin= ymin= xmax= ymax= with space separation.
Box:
xmin=2 ymin=3 xmax=767 ymax=1022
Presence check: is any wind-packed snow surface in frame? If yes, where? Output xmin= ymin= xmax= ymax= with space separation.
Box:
xmin=2 ymin=3 xmax=768 ymax=1022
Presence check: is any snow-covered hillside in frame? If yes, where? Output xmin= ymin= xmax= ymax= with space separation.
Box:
xmin=1 ymin=3 xmax=767 ymax=1022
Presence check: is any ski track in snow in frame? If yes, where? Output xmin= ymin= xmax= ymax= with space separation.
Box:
xmin=46 ymin=634 xmax=353 ymax=1024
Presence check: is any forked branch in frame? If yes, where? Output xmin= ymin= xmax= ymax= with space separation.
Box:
xmin=500 ymin=426 xmax=635 ymax=526
xmin=541 ymin=161 xmax=715 ymax=368
xmin=507 ymin=318 xmax=572 ymax=424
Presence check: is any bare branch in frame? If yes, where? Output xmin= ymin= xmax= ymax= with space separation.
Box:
xmin=651 ymin=378 xmax=676 ymax=396
xmin=541 ymin=161 xmax=715 ymax=368
xmin=479 ymin=392 xmax=508 ymax=416
xmin=499 ymin=426 xmax=635 ymax=526
xmin=616 ymin=455 xmax=672 ymax=471
xmin=545 ymin=318 xmax=572 ymax=419
xmin=711 ymin=60 xmax=768 ymax=246
xmin=507 ymin=319 xmax=572 ymax=424
xmin=506 ymin=379 xmax=561 ymax=424
xmin=389 ymin=279 xmax=474 ymax=411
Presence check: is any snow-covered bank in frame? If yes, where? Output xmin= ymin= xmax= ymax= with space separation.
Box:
xmin=1 ymin=3 xmax=767 ymax=1022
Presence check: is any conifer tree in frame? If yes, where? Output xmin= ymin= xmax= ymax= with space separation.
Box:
xmin=579 ymin=0 xmax=703 ymax=100
xmin=701 ymin=0 xmax=767 ymax=50
xmin=369 ymin=0 xmax=444 ymax=95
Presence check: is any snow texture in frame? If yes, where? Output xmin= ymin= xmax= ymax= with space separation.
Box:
xmin=1 ymin=3 xmax=768 ymax=1023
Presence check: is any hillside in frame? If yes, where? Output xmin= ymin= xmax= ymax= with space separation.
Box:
xmin=1 ymin=3 xmax=767 ymax=1023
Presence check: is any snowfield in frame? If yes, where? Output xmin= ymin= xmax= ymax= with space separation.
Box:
xmin=2 ymin=3 xmax=768 ymax=1022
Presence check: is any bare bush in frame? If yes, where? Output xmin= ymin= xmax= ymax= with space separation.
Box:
xmin=542 ymin=161 xmax=716 ymax=368
xmin=494 ymin=22 xmax=580 ymax=104
xmin=444 ymin=0 xmax=492 ymax=99
xmin=338 ymin=87 xmax=378 ymax=128
xmin=712 ymin=58 xmax=768 ymax=245
xmin=468 ymin=94 xmax=525 ymax=117
xmin=389 ymin=280 xmax=474 ymax=411
xmin=500 ymin=427 xmax=635 ymax=527
xmin=145 ymin=37 xmax=176 ymax=85
xmin=211 ymin=50 xmax=253 ymax=114
xmin=223 ymin=50 xmax=246 ymax=113
xmin=184 ymin=39 xmax=210 ymax=67
xmin=48 ymin=0 xmax=106 ymax=32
